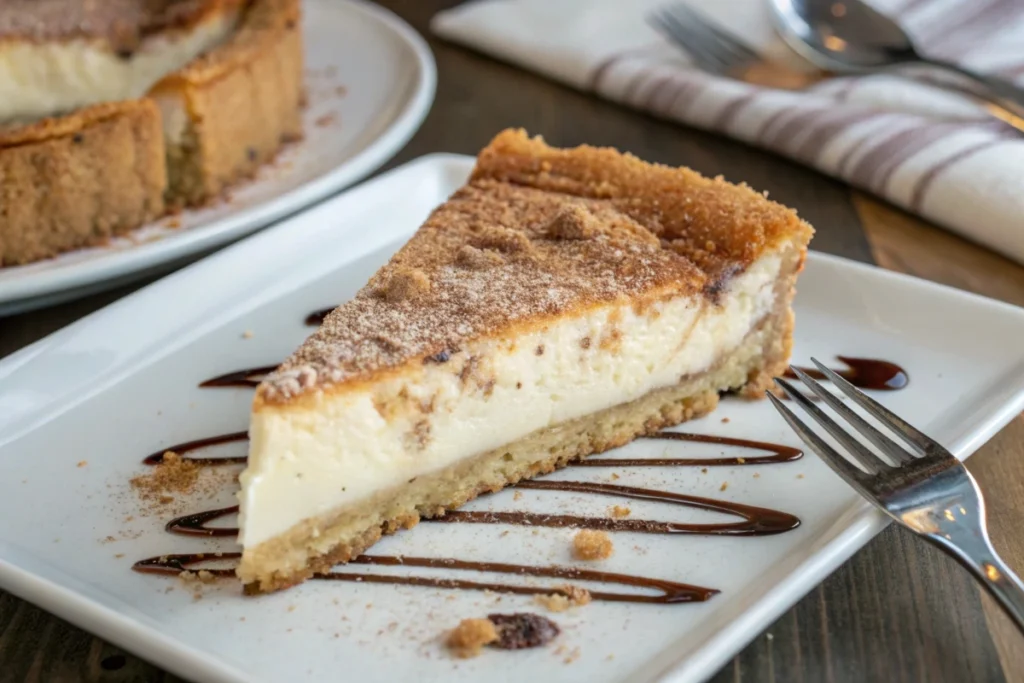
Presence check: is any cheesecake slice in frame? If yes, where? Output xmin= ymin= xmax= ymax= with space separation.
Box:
xmin=237 ymin=129 xmax=814 ymax=593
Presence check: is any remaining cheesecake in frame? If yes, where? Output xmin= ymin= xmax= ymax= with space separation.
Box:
xmin=237 ymin=129 xmax=814 ymax=593
xmin=0 ymin=0 xmax=304 ymax=267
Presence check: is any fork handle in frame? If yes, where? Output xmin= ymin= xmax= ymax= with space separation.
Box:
xmin=929 ymin=526 xmax=1024 ymax=633
xmin=912 ymin=57 xmax=1024 ymax=133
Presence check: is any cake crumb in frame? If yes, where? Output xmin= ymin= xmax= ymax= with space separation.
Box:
xmin=608 ymin=505 xmax=631 ymax=519
xmin=77 ymin=460 xmax=88 ymax=468
xmin=513 ymin=491 xmax=523 ymax=501
xmin=573 ymin=530 xmax=613 ymax=561
xmin=797 ymin=474 xmax=804 ymax=479
xmin=610 ymin=473 xmax=620 ymax=480
xmin=701 ymin=467 xmax=708 ymax=474
xmin=535 ymin=585 xmax=592 ymax=612
xmin=114 ymin=554 xmax=125 ymax=559
xmin=563 ymin=646 xmax=581 ymax=664
xmin=720 ymin=482 xmax=729 ymax=491
xmin=447 ymin=618 xmax=498 ymax=658
xmin=242 ymin=330 xmax=254 ymax=339
xmin=753 ymin=473 xmax=761 ymax=478
xmin=179 ymin=570 xmax=216 ymax=585
xmin=721 ymin=417 xmax=730 ymax=423
xmin=736 ymin=457 xmax=746 ymax=464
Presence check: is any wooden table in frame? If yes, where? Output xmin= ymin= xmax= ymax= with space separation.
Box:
xmin=3 ymin=2 xmax=1024 ymax=681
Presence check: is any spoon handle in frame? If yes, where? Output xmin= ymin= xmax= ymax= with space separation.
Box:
xmin=916 ymin=58 xmax=1024 ymax=132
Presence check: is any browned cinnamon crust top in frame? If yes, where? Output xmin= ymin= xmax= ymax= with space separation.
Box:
xmin=257 ymin=129 xmax=814 ymax=403
xmin=0 ymin=0 xmax=244 ymax=44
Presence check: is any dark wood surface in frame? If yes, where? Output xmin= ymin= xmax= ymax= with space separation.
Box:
xmin=2 ymin=1 xmax=1023 ymax=681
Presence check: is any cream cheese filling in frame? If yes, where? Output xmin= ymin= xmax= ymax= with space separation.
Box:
xmin=0 ymin=10 xmax=239 ymax=124
xmin=239 ymin=254 xmax=783 ymax=548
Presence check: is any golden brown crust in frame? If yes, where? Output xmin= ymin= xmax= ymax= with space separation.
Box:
xmin=257 ymin=130 xmax=813 ymax=404
xmin=475 ymin=129 xmax=814 ymax=278
xmin=153 ymin=0 xmax=304 ymax=206
xmin=0 ymin=100 xmax=166 ymax=266
xmin=0 ymin=0 xmax=246 ymax=44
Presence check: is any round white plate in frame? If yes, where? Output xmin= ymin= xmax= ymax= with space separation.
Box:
xmin=0 ymin=0 xmax=435 ymax=316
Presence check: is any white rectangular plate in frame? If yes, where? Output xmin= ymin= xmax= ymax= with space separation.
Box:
xmin=2 ymin=155 xmax=1024 ymax=683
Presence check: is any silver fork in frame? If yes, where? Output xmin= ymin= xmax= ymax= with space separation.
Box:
xmin=767 ymin=359 xmax=1024 ymax=633
xmin=648 ymin=3 xmax=761 ymax=76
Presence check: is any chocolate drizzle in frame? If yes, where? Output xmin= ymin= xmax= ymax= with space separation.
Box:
xmin=133 ymin=552 xmax=716 ymax=604
xmin=785 ymin=356 xmax=908 ymax=391
xmin=305 ymin=307 xmax=333 ymax=326
xmin=144 ymin=432 xmax=248 ymax=466
xmin=199 ymin=366 xmax=276 ymax=389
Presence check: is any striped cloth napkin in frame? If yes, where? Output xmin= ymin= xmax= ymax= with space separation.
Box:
xmin=432 ymin=0 xmax=1024 ymax=266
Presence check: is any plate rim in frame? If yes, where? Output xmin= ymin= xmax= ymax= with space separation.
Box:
xmin=0 ymin=0 xmax=438 ymax=313
xmin=2 ymin=154 xmax=1024 ymax=683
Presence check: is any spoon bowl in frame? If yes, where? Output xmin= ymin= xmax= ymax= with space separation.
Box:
xmin=768 ymin=0 xmax=1024 ymax=131
xmin=769 ymin=0 xmax=920 ymax=71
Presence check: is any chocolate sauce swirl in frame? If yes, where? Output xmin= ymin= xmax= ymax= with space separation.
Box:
xmin=305 ymin=307 xmax=333 ymax=326
xmin=785 ymin=356 xmax=908 ymax=391
xmin=133 ymin=552 xmax=717 ymax=604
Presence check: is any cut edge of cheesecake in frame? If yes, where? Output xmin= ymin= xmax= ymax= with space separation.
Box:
xmin=236 ymin=129 xmax=813 ymax=593
xmin=150 ymin=0 xmax=305 ymax=208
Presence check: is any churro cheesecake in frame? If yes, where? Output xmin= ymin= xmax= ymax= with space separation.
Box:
xmin=0 ymin=0 xmax=303 ymax=266
xmin=237 ymin=129 xmax=814 ymax=593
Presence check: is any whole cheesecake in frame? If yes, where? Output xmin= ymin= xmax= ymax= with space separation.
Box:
xmin=0 ymin=0 xmax=304 ymax=267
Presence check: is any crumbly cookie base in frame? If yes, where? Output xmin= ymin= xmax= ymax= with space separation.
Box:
xmin=237 ymin=296 xmax=794 ymax=594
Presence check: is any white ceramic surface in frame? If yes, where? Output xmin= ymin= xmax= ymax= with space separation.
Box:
xmin=0 ymin=0 xmax=436 ymax=316
xmin=2 ymin=156 xmax=1024 ymax=683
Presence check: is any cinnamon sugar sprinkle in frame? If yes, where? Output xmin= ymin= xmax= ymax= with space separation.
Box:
xmin=130 ymin=451 xmax=198 ymax=502
xmin=260 ymin=130 xmax=811 ymax=402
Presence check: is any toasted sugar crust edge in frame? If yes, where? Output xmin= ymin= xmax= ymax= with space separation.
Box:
xmin=0 ymin=99 xmax=160 ymax=147
xmin=473 ymin=128 xmax=815 ymax=271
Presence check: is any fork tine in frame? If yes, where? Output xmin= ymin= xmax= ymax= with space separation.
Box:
xmin=666 ymin=3 xmax=761 ymax=62
xmin=653 ymin=11 xmax=732 ymax=72
xmin=789 ymin=366 xmax=915 ymax=466
xmin=773 ymin=378 xmax=890 ymax=475
xmin=766 ymin=392 xmax=871 ymax=486
xmin=811 ymin=358 xmax=943 ymax=457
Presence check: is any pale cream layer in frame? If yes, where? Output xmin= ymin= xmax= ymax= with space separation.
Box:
xmin=0 ymin=8 xmax=240 ymax=124
xmin=238 ymin=254 xmax=783 ymax=549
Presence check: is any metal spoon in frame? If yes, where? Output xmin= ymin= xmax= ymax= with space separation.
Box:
xmin=768 ymin=0 xmax=1024 ymax=131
